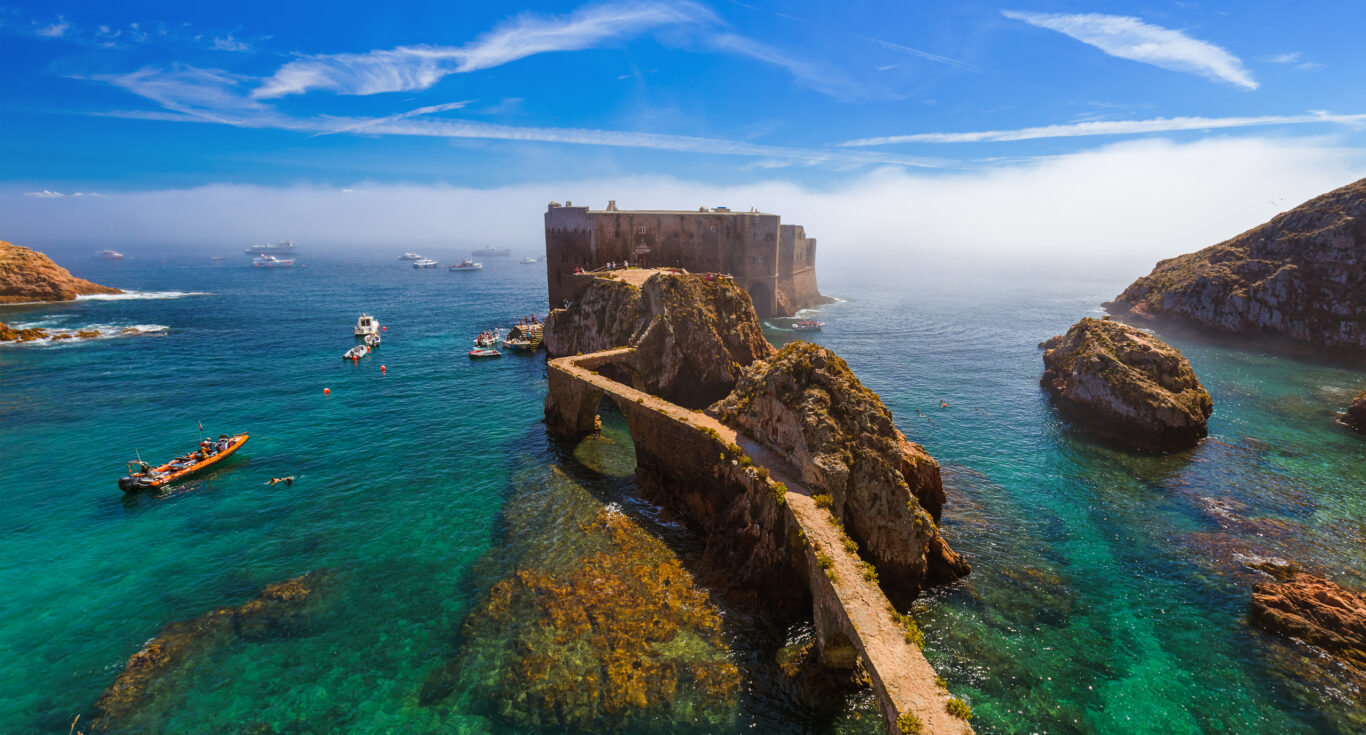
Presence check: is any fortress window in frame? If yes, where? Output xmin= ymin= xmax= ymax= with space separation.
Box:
xmin=710 ymin=226 xmax=717 ymax=233
xmin=637 ymin=226 xmax=647 ymax=234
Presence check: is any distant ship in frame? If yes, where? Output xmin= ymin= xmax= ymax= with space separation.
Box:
xmin=412 ymin=258 xmax=439 ymax=269
xmin=245 ymin=241 xmax=299 ymax=256
xmin=95 ymin=249 xmax=125 ymax=260
xmin=471 ymin=247 xmax=511 ymax=257
xmin=398 ymin=252 xmax=423 ymax=261
xmin=253 ymin=254 xmax=295 ymax=268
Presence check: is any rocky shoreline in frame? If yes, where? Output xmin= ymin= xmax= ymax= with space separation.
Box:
xmin=0 ymin=240 xmax=120 ymax=304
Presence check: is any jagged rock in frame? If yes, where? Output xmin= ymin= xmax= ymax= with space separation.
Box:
xmin=90 ymin=574 xmax=325 ymax=728
xmin=545 ymin=271 xmax=774 ymax=407
xmin=1250 ymin=563 xmax=1366 ymax=672
xmin=710 ymin=341 xmax=969 ymax=603
xmin=0 ymin=240 xmax=120 ymax=303
xmin=1106 ymin=177 xmax=1366 ymax=356
xmin=0 ymin=321 xmax=48 ymax=342
xmin=1040 ymin=317 xmax=1212 ymax=452
xmin=1339 ymin=390 xmax=1366 ymax=431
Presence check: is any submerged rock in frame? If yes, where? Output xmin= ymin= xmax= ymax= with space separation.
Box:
xmin=0 ymin=321 xmax=48 ymax=342
xmin=0 ymin=240 xmax=120 ymax=304
xmin=90 ymin=573 xmax=325 ymax=728
xmin=1250 ymin=563 xmax=1366 ymax=673
xmin=1040 ymin=317 xmax=1213 ymax=452
xmin=1105 ymin=176 xmax=1366 ymax=356
xmin=449 ymin=508 xmax=740 ymax=731
xmin=710 ymin=341 xmax=969 ymax=603
xmin=1338 ymin=390 xmax=1366 ymax=431
xmin=545 ymin=271 xmax=774 ymax=407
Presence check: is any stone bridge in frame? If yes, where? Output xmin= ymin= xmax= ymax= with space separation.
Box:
xmin=546 ymin=348 xmax=974 ymax=735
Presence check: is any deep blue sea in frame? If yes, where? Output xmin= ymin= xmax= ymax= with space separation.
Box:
xmin=1 ymin=253 xmax=1363 ymax=734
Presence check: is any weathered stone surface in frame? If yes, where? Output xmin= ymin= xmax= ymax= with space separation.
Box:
xmin=0 ymin=321 xmax=49 ymax=342
xmin=1338 ymin=390 xmax=1366 ymax=431
xmin=1106 ymin=177 xmax=1366 ymax=356
xmin=91 ymin=574 xmax=324 ymax=728
xmin=1040 ymin=317 xmax=1212 ymax=452
xmin=1250 ymin=563 xmax=1366 ymax=672
xmin=0 ymin=240 xmax=120 ymax=304
xmin=710 ymin=341 xmax=969 ymax=603
xmin=545 ymin=270 xmax=774 ymax=407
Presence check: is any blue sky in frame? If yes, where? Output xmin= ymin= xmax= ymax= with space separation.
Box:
xmin=3 ymin=1 xmax=1365 ymax=258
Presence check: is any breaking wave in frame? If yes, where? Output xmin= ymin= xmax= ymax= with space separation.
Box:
xmin=75 ymin=290 xmax=208 ymax=301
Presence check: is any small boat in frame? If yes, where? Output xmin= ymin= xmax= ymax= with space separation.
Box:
xmin=398 ymin=252 xmax=423 ymax=261
xmin=95 ymin=249 xmax=125 ymax=260
xmin=118 ymin=433 xmax=249 ymax=492
xmin=473 ymin=329 xmax=502 ymax=347
xmin=364 ymin=333 xmax=381 ymax=349
xmin=519 ymin=257 xmax=537 ymax=264
xmin=354 ymin=313 xmax=380 ymax=337
xmin=469 ymin=348 xmax=502 ymax=359
xmin=253 ymin=254 xmax=295 ymax=268
xmin=210 ymin=256 xmax=224 ymax=262
xmin=413 ymin=258 xmax=439 ymax=269
xmin=791 ymin=320 xmax=824 ymax=332
xmin=246 ymin=241 xmax=299 ymax=256
xmin=472 ymin=247 xmax=511 ymax=257
xmin=449 ymin=259 xmax=483 ymax=271
xmin=503 ymin=323 xmax=543 ymax=351
xmin=344 ymin=344 xmax=370 ymax=360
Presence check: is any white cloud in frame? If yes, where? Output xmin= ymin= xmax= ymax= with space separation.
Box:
xmin=842 ymin=112 xmax=1366 ymax=145
xmin=7 ymin=138 xmax=1362 ymax=281
xmin=858 ymin=35 xmax=977 ymax=71
xmin=34 ymin=17 xmax=69 ymax=38
xmin=212 ymin=35 xmax=251 ymax=52
xmin=1266 ymin=52 xmax=1301 ymax=64
xmin=253 ymin=1 xmax=712 ymax=98
xmin=1002 ymin=10 xmax=1257 ymax=90
xmin=24 ymin=190 xmax=66 ymax=198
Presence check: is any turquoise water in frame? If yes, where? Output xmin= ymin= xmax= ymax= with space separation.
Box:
xmin=1 ymin=256 xmax=1362 ymax=733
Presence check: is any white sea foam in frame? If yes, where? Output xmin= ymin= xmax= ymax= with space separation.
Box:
xmin=76 ymin=290 xmax=209 ymax=301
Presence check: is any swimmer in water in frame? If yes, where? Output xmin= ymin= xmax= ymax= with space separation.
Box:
xmin=265 ymin=476 xmax=295 ymax=486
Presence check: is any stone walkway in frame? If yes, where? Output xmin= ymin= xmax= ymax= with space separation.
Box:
xmin=550 ymin=350 xmax=974 ymax=735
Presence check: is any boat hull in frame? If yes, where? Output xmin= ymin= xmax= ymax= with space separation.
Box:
xmin=119 ymin=434 xmax=249 ymax=493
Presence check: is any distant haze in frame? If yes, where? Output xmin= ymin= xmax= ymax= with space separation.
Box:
xmin=6 ymin=136 xmax=1363 ymax=275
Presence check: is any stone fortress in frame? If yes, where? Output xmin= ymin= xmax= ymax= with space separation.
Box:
xmin=544 ymin=200 xmax=826 ymax=317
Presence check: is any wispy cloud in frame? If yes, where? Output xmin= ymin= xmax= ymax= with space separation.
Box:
xmin=1001 ymin=11 xmax=1257 ymax=90
xmin=841 ymin=112 xmax=1366 ymax=146
xmin=706 ymin=32 xmax=856 ymax=99
xmin=1264 ymin=51 xmax=1321 ymax=71
xmin=22 ymin=190 xmax=103 ymax=198
xmin=254 ymin=1 xmax=712 ymax=99
xmin=34 ymin=17 xmax=68 ymax=38
xmin=211 ymin=35 xmax=251 ymax=52
xmin=858 ymin=35 xmax=977 ymax=71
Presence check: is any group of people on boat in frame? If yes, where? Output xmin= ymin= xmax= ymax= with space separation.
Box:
xmin=199 ymin=436 xmax=231 ymax=459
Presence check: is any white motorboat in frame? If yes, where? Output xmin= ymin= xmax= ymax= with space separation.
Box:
xmin=253 ymin=255 xmax=295 ymax=268
xmin=398 ymin=252 xmax=423 ymax=261
xmin=364 ymin=333 xmax=381 ymax=349
xmin=519 ymin=257 xmax=537 ymax=264
xmin=449 ymin=259 xmax=483 ymax=271
xmin=473 ymin=329 xmax=502 ymax=347
xmin=343 ymin=344 xmax=370 ymax=360
xmin=95 ymin=249 xmax=125 ymax=260
xmin=354 ymin=313 xmax=380 ymax=337
xmin=413 ymin=258 xmax=439 ymax=269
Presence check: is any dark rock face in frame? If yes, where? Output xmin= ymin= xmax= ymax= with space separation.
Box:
xmin=1106 ymin=177 xmax=1366 ymax=356
xmin=0 ymin=240 xmax=121 ymax=303
xmin=710 ymin=341 xmax=969 ymax=603
xmin=90 ymin=574 xmax=324 ymax=728
xmin=1339 ymin=390 xmax=1366 ymax=431
xmin=1250 ymin=564 xmax=1366 ymax=673
xmin=545 ymin=272 xmax=775 ymax=407
xmin=1040 ymin=317 xmax=1213 ymax=452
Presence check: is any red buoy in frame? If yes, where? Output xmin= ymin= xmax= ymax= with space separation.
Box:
xmin=381 ymin=326 xmax=386 ymax=332
xmin=381 ymin=365 xmax=386 ymax=372
xmin=323 ymin=388 xmax=330 ymax=395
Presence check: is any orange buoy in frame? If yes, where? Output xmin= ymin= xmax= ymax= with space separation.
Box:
xmin=380 ymin=365 xmax=386 ymax=372
xmin=381 ymin=326 xmax=386 ymax=332
xmin=324 ymin=388 xmax=330 ymax=395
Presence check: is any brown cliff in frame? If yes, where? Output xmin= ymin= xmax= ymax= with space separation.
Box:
xmin=545 ymin=271 xmax=774 ymax=407
xmin=1338 ymin=390 xmax=1366 ymax=431
xmin=0 ymin=240 xmax=121 ymax=303
xmin=710 ymin=341 xmax=969 ymax=604
xmin=1041 ymin=318 xmax=1212 ymax=452
xmin=1250 ymin=563 xmax=1366 ymax=674
xmin=1106 ymin=177 xmax=1366 ymax=356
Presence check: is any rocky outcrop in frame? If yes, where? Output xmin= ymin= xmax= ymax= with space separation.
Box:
xmin=0 ymin=321 xmax=50 ymax=342
xmin=91 ymin=574 xmax=325 ymax=728
xmin=1338 ymin=390 xmax=1366 ymax=431
xmin=1106 ymin=177 xmax=1366 ymax=356
xmin=0 ymin=240 xmax=120 ymax=303
xmin=710 ymin=341 xmax=969 ymax=603
xmin=546 ymin=271 xmax=774 ymax=407
xmin=1250 ymin=563 xmax=1366 ymax=673
xmin=1040 ymin=317 xmax=1213 ymax=452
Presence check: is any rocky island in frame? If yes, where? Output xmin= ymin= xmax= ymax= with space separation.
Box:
xmin=1339 ymin=390 xmax=1366 ymax=432
xmin=543 ymin=267 xmax=974 ymax=734
xmin=1105 ymin=177 xmax=1366 ymax=357
xmin=1250 ymin=562 xmax=1366 ymax=676
xmin=1040 ymin=317 xmax=1213 ymax=452
xmin=0 ymin=240 xmax=120 ymax=304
